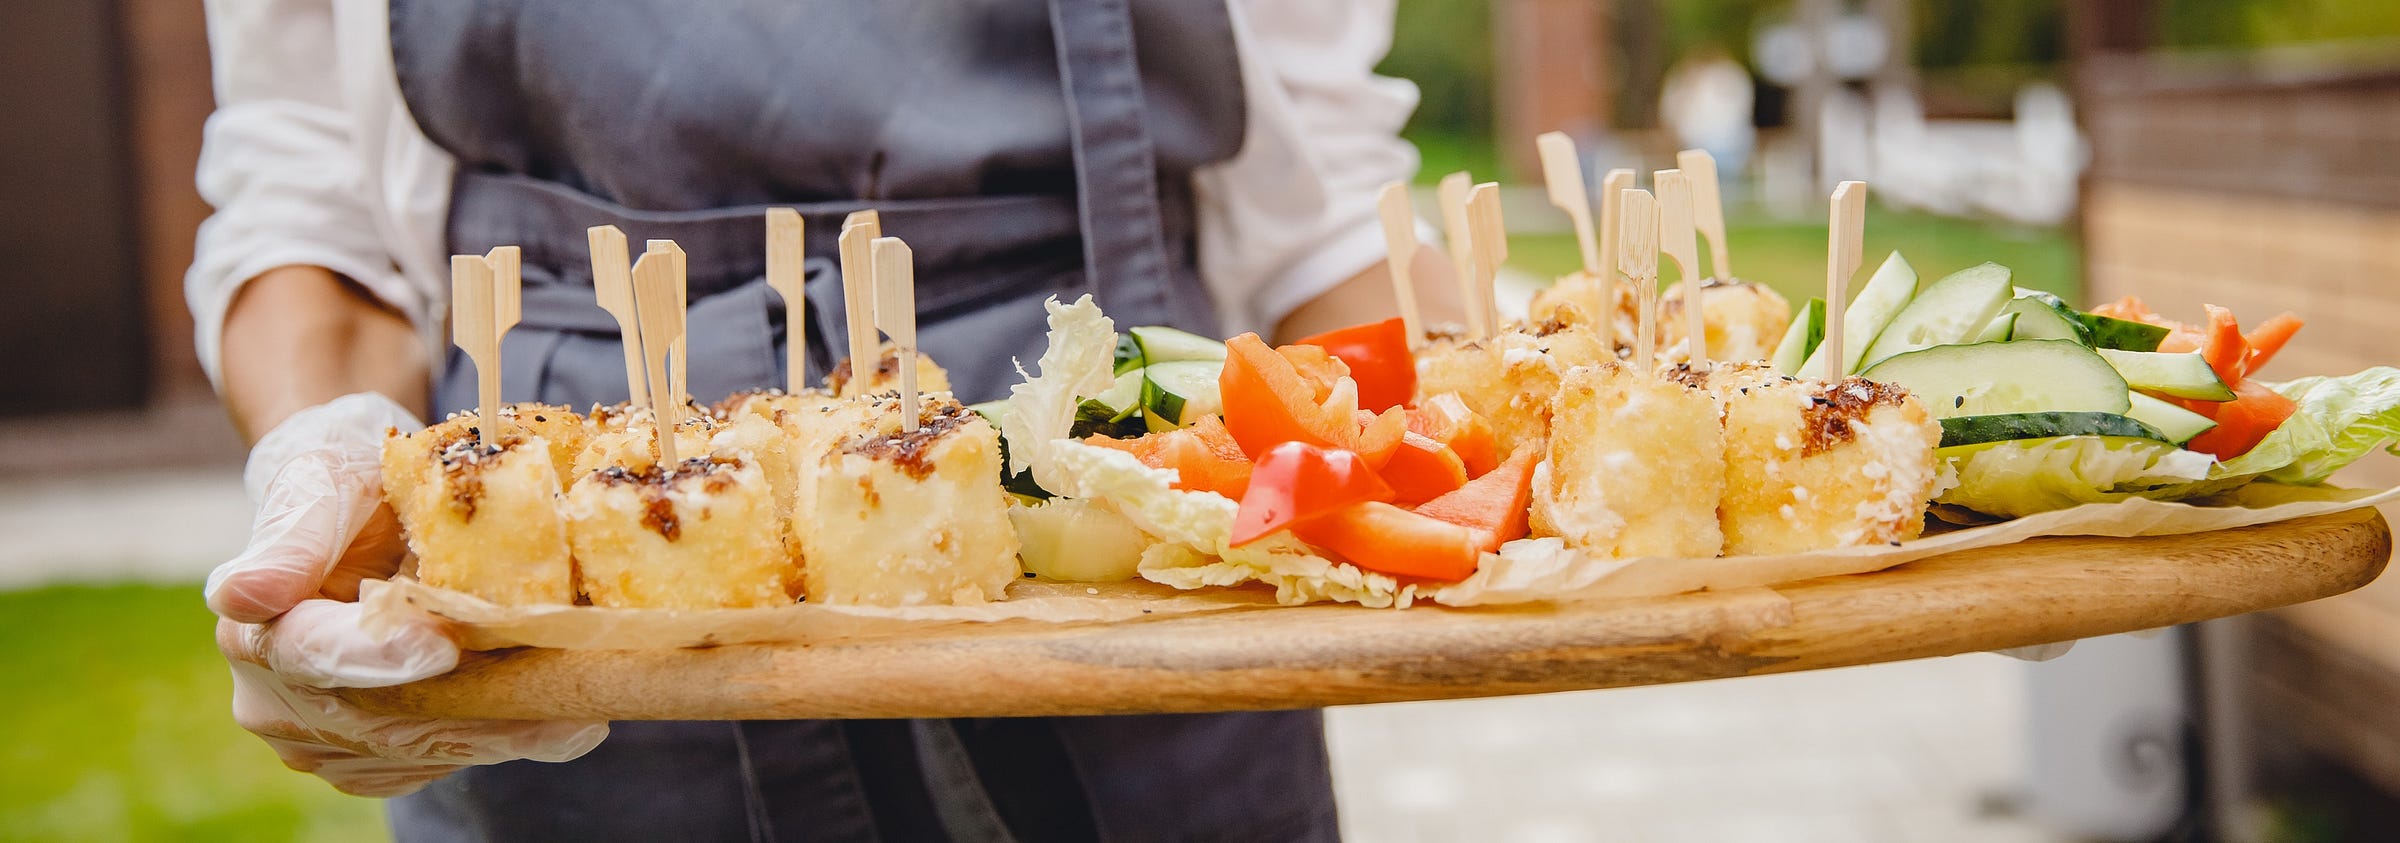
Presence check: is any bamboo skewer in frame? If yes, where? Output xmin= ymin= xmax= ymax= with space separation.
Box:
xmin=1595 ymin=169 xmax=1635 ymax=350
xmin=765 ymin=209 xmax=808 ymax=394
xmin=1466 ymin=183 xmax=1507 ymax=339
xmin=587 ymin=226 xmax=647 ymax=403
xmin=872 ymin=237 xmax=920 ymax=431
xmin=1619 ymin=188 xmax=1660 ymax=373
xmin=1823 ymin=181 xmax=1869 ymax=383
xmin=450 ymin=255 xmax=499 ymax=449
xmin=1437 ymin=172 xmax=1485 ymax=339
xmin=484 ymin=246 xmax=522 ymax=436
xmin=646 ymin=240 xmax=689 ymax=406
xmin=1655 ymin=169 xmax=1706 ymax=370
xmin=1677 ymin=149 xmax=1732 ymax=282
xmin=839 ymin=212 xmax=881 ymax=391
xmin=1374 ymin=182 xmax=1424 ymax=349
xmin=631 ymin=249 xmax=685 ymax=465
xmin=1535 ymin=132 xmax=1602 ymax=278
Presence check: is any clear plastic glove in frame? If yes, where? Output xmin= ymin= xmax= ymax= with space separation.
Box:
xmin=1996 ymin=641 xmax=2077 ymax=662
xmin=206 ymin=393 xmax=607 ymax=797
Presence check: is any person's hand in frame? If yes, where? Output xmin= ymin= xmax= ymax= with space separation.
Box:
xmin=206 ymin=393 xmax=607 ymax=796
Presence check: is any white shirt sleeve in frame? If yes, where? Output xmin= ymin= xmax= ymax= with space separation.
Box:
xmin=1194 ymin=0 xmax=1423 ymax=338
xmin=187 ymin=0 xmax=433 ymax=388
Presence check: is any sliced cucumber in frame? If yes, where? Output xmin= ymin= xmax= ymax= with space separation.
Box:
xmin=1140 ymin=360 xmax=1225 ymax=432
xmin=1768 ymin=297 xmax=1826 ymax=374
xmin=1125 ymin=326 xmax=1226 ymax=370
xmin=1113 ymin=334 xmax=1144 ymax=375
xmin=1859 ymin=339 xmax=2131 ymax=419
xmin=2081 ymin=314 xmax=2172 ymax=352
xmin=1973 ymin=311 xmax=2019 ymax=343
xmin=2096 ymin=349 xmax=2235 ymax=401
xmin=1801 ymin=251 xmax=1918 ymax=375
xmin=2125 ymin=392 xmax=2218 ymax=445
xmin=1938 ymin=412 xmax=2168 ymax=448
xmin=1998 ymin=295 xmax=2092 ymax=344
xmin=1071 ymin=370 xmax=1147 ymax=439
xmin=1859 ymin=262 xmax=2015 ymax=368
xmin=967 ymin=399 xmax=1011 ymax=428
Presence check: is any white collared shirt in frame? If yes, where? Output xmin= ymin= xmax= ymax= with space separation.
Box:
xmin=186 ymin=0 xmax=1422 ymax=386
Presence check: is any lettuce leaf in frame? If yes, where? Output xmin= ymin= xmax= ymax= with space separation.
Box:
xmin=1936 ymin=366 xmax=2400 ymax=518
xmin=999 ymin=295 xmax=1118 ymax=494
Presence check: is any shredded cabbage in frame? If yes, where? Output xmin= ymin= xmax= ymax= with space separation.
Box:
xmin=999 ymin=295 xmax=1118 ymax=493
xmin=1938 ymin=366 xmax=2400 ymax=518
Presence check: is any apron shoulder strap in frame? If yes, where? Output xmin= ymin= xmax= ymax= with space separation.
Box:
xmin=1049 ymin=0 xmax=1174 ymax=317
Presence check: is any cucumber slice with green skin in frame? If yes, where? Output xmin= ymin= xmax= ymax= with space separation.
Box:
xmin=2096 ymin=348 xmax=2235 ymax=401
xmin=1070 ymin=370 xmax=1148 ymax=439
xmin=1938 ymin=412 xmax=2168 ymax=448
xmin=1859 ymin=262 xmax=2015 ymax=368
xmin=2080 ymin=314 xmax=2172 ymax=352
xmin=1768 ymin=297 xmax=1826 ymax=374
xmin=1127 ymin=326 xmax=1226 ymax=369
xmin=967 ymin=399 xmax=1011 ymax=428
xmin=1973 ymin=311 xmax=2019 ymax=343
xmin=1801 ymin=251 xmax=1917 ymax=375
xmin=1113 ymin=335 xmax=1144 ymax=375
xmin=1999 ymin=295 xmax=2092 ymax=344
xmin=2125 ymin=392 xmax=2218 ymax=444
xmin=1140 ymin=360 xmax=1225 ymax=432
xmin=1859 ymin=339 xmax=2131 ymax=419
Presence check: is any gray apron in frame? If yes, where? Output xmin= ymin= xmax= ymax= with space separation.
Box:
xmin=387 ymin=1 xmax=1338 ymax=841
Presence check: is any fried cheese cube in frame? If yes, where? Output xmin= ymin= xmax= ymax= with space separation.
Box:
xmin=1526 ymin=270 xmax=1641 ymax=352
xmin=1659 ymin=279 xmax=1793 ymax=364
xmin=570 ymin=409 xmax=723 ymax=478
xmin=492 ymin=403 xmax=587 ymax=490
xmin=827 ymin=344 xmax=953 ymax=399
xmin=379 ymin=414 xmax=575 ymax=606
xmin=1416 ymin=324 xmax=1615 ymax=456
xmin=1530 ymin=363 xmax=1726 ymax=558
xmin=799 ymin=395 xmax=1021 ymax=606
xmin=563 ymin=455 xmax=796 ymax=609
xmin=1718 ymin=376 xmax=1942 ymax=555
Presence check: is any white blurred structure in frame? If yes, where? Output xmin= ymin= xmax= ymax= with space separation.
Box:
xmin=1822 ymin=82 xmax=2090 ymax=225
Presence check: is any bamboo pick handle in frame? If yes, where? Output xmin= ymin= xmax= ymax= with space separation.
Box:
xmin=1823 ymin=181 xmax=1868 ymax=383
xmin=872 ymin=237 xmax=920 ymax=431
xmin=839 ymin=212 xmax=881 ymax=392
xmin=1374 ymin=182 xmax=1423 ymax=349
xmin=1654 ymin=169 xmax=1705 ymax=370
xmin=1535 ymin=132 xmax=1601 ymax=277
xmin=1437 ymin=172 xmax=1484 ymax=339
xmin=450 ymin=255 xmax=498 ymax=449
xmin=483 ymin=246 xmax=521 ymax=435
xmin=631 ymin=250 xmax=684 ymax=465
xmin=647 ymin=240 xmax=689 ymax=406
xmin=765 ymin=209 xmax=807 ymax=394
xmin=587 ymin=226 xmax=647 ymax=403
xmin=1618 ymin=188 xmax=1659 ymax=373
xmin=1677 ymin=149 xmax=1731 ymax=281
xmin=1595 ymin=169 xmax=1634 ymax=351
xmin=1467 ymin=183 xmax=1507 ymax=338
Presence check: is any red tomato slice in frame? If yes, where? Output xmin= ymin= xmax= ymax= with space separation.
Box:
xmin=2182 ymin=380 xmax=2298 ymax=460
xmin=1381 ymin=432 xmax=1469 ymax=505
xmin=1412 ymin=443 xmax=1540 ymax=546
xmin=1291 ymin=502 xmax=1487 ymax=582
xmin=2243 ymin=312 xmax=2303 ymax=374
xmin=1406 ymin=393 xmax=1500 ymax=477
xmin=1295 ymin=318 xmax=1418 ymax=413
xmin=1221 ymin=333 xmax=1360 ymax=457
xmin=1230 ymin=442 xmax=1394 ymax=547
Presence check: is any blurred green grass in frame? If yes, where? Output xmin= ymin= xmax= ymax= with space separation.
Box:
xmin=0 ymin=584 xmax=387 ymax=843
xmin=1505 ymin=205 xmax=2081 ymax=304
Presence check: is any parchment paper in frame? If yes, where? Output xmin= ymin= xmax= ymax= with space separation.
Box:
xmin=364 ymin=483 xmax=2398 ymax=651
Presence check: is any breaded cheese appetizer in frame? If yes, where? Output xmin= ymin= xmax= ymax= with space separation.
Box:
xmin=1526 ymin=270 xmax=1639 ymax=350
xmin=1659 ymin=279 xmax=1792 ymax=364
xmin=799 ymin=394 xmax=1021 ymax=606
xmin=1416 ymin=322 xmax=1614 ymax=455
xmin=563 ymin=452 xmax=795 ymax=609
xmin=380 ymin=412 xmax=575 ymax=606
xmin=828 ymin=343 xmax=952 ymax=399
xmin=1718 ymin=376 xmax=1942 ymax=555
xmin=1530 ymin=362 xmax=1726 ymax=558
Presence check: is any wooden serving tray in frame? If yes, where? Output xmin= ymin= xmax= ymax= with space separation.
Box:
xmin=344 ymin=508 xmax=2390 ymax=721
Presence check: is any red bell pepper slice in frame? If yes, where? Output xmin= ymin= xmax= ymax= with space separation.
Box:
xmin=1380 ymin=432 xmax=1469 ymax=505
xmin=1412 ymin=443 xmax=1540 ymax=547
xmin=1230 ymin=442 xmax=1394 ymax=547
xmin=2182 ymin=380 xmax=2298 ymax=460
xmin=2243 ymin=312 xmax=2303 ymax=374
xmin=1081 ymin=425 xmax=1254 ymax=499
xmin=1220 ymin=333 xmax=1360 ymax=458
xmin=1406 ymin=393 xmax=1500 ymax=477
xmin=1295 ymin=318 xmax=1418 ymax=413
xmin=2198 ymin=304 xmax=2249 ymax=386
xmin=1291 ymin=502 xmax=1487 ymax=582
